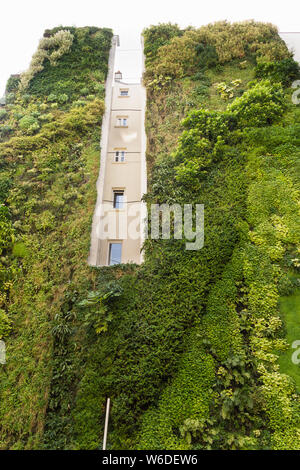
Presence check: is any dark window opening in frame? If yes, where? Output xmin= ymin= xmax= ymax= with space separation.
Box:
xmin=109 ymin=243 xmax=122 ymax=265
xmin=115 ymin=151 xmax=125 ymax=162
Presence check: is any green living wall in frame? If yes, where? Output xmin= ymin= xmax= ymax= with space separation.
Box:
xmin=72 ymin=21 xmax=300 ymax=450
xmin=0 ymin=26 xmax=112 ymax=449
xmin=0 ymin=20 xmax=300 ymax=451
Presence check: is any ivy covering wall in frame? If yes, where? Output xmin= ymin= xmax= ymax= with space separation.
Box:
xmin=0 ymin=26 xmax=112 ymax=449
xmin=0 ymin=20 xmax=299 ymax=451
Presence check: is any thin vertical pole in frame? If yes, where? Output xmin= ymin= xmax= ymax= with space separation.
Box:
xmin=103 ymin=398 xmax=110 ymax=450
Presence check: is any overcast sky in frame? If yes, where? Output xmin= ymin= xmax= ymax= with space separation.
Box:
xmin=0 ymin=0 xmax=299 ymax=95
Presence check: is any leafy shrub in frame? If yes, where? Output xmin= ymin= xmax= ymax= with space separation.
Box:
xmin=27 ymin=27 xmax=112 ymax=100
xmin=195 ymin=43 xmax=218 ymax=69
xmin=0 ymin=110 xmax=7 ymax=122
xmin=152 ymin=32 xmax=199 ymax=79
xmin=5 ymin=92 xmax=15 ymax=104
xmin=0 ymin=205 xmax=13 ymax=255
xmin=47 ymin=93 xmax=57 ymax=102
xmin=5 ymin=75 xmax=20 ymax=94
xmin=57 ymin=93 xmax=69 ymax=104
xmin=194 ymin=20 xmax=290 ymax=64
xmin=175 ymin=134 xmax=213 ymax=189
xmin=227 ymin=80 xmax=286 ymax=127
xmin=20 ymin=29 xmax=74 ymax=90
xmin=72 ymin=99 xmax=86 ymax=107
xmin=1 ymin=19 xmax=299 ymax=452
xmin=0 ymin=309 xmax=12 ymax=339
xmin=39 ymin=113 xmax=54 ymax=122
xmin=12 ymin=242 xmax=28 ymax=258
xmin=215 ymin=79 xmax=242 ymax=100
xmin=192 ymin=84 xmax=209 ymax=98
xmin=138 ymin=341 xmax=215 ymax=449
xmin=0 ymin=177 xmax=12 ymax=203
xmin=19 ymin=115 xmax=40 ymax=134
xmin=181 ymin=109 xmax=237 ymax=142
xmin=143 ymin=23 xmax=183 ymax=64
xmin=0 ymin=125 xmax=13 ymax=139
xmin=143 ymin=20 xmax=291 ymax=83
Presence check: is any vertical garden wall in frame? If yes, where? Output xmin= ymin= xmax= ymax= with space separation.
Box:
xmin=0 ymin=26 xmax=112 ymax=449
xmin=72 ymin=21 xmax=300 ymax=450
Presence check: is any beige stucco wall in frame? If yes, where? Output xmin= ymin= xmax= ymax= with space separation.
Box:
xmin=90 ymin=78 xmax=146 ymax=266
xmin=89 ymin=34 xmax=147 ymax=267
xmin=98 ymin=82 xmax=144 ymax=265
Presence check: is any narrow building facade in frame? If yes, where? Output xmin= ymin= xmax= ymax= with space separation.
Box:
xmin=89 ymin=38 xmax=147 ymax=266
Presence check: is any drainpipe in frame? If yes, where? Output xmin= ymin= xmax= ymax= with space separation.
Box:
xmin=103 ymin=398 xmax=111 ymax=450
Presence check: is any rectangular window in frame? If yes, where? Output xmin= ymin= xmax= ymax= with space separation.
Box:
xmin=108 ymin=243 xmax=122 ymax=265
xmin=114 ymin=151 xmax=125 ymax=162
xmin=113 ymin=190 xmax=124 ymax=209
xmin=116 ymin=117 xmax=127 ymax=127
xmin=120 ymin=89 xmax=129 ymax=96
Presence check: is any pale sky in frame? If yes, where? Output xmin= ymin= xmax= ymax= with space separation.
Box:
xmin=0 ymin=0 xmax=299 ymax=95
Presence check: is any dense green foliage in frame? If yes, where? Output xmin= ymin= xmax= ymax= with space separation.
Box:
xmin=61 ymin=21 xmax=300 ymax=451
xmin=132 ymin=21 xmax=300 ymax=450
xmin=0 ymin=20 xmax=299 ymax=451
xmin=143 ymin=20 xmax=291 ymax=87
xmin=0 ymin=26 xmax=112 ymax=449
xmin=27 ymin=26 xmax=111 ymax=99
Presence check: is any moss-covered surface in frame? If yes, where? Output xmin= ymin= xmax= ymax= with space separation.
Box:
xmin=0 ymin=26 xmax=112 ymax=449
xmin=69 ymin=21 xmax=300 ymax=451
xmin=133 ymin=21 xmax=300 ymax=450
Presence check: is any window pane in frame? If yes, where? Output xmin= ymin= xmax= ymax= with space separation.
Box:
xmin=109 ymin=243 xmax=122 ymax=265
xmin=123 ymin=119 xmax=127 ymax=126
xmin=113 ymin=191 xmax=124 ymax=208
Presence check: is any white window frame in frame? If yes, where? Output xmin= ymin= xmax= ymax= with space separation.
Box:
xmin=113 ymin=190 xmax=125 ymax=209
xmin=114 ymin=151 xmax=125 ymax=163
xmin=120 ymin=88 xmax=129 ymax=97
xmin=116 ymin=117 xmax=128 ymax=127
